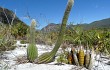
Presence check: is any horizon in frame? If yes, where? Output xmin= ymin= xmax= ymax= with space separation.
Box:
xmin=0 ymin=0 xmax=110 ymax=29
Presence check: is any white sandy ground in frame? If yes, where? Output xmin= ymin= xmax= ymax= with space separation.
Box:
xmin=0 ymin=40 xmax=110 ymax=70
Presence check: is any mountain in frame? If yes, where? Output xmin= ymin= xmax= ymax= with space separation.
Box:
xmin=41 ymin=18 xmax=110 ymax=32
xmin=77 ymin=18 xmax=110 ymax=30
xmin=41 ymin=23 xmax=60 ymax=32
xmin=0 ymin=7 xmax=27 ymax=26
xmin=89 ymin=18 xmax=110 ymax=28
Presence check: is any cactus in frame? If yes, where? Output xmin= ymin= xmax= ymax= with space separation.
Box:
xmin=36 ymin=0 xmax=74 ymax=64
xmin=71 ymin=47 xmax=79 ymax=66
xmin=84 ymin=44 xmax=90 ymax=68
xmin=67 ymin=52 xmax=73 ymax=64
xmin=78 ymin=46 xmax=84 ymax=66
xmin=84 ymin=50 xmax=90 ymax=68
xmin=27 ymin=19 xmax=38 ymax=62
xmin=88 ymin=47 xmax=95 ymax=70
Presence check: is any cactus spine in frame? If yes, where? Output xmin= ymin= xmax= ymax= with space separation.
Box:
xmin=27 ymin=19 xmax=38 ymax=62
xmin=36 ymin=0 xmax=74 ymax=64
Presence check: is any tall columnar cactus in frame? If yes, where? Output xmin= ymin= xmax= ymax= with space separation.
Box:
xmin=27 ymin=19 xmax=38 ymax=62
xmin=36 ymin=0 xmax=74 ymax=64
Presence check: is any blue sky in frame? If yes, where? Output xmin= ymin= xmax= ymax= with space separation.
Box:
xmin=0 ymin=0 xmax=110 ymax=29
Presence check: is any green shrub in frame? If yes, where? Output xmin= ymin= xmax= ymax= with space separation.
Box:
xmin=0 ymin=42 xmax=16 ymax=51
xmin=57 ymin=53 xmax=68 ymax=64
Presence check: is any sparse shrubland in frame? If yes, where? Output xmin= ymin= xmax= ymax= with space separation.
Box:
xmin=0 ymin=24 xmax=16 ymax=51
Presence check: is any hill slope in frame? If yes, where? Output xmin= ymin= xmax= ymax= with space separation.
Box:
xmin=89 ymin=18 xmax=110 ymax=28
xmin=41 ymin=18 xmax=110 ymax=32
xmin=0 ymin=7 xmax=27 ymax=26
xmin=41 ymin=23 xmax=60 ymax=32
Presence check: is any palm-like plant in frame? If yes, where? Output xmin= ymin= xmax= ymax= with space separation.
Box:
xmin=36 ymin=0 xmax=74 ymax=64
xmin=73 ymin=26 xmax=85 ymax=45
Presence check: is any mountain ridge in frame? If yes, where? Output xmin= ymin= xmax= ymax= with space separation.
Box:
xmin=0 ymin=7 xmax=27 ymax=26
xmin=41 ymin=18 xmax=110 ymax=32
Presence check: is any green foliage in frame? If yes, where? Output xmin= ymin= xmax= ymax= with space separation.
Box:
xmin=35 ymin=30 xmax=58 ymax=45
xmin=0 ymin=7 xmax=28 ymax=39
xmin=57 ymin=46 xmax=69 ymax=64
xmin=96 ymin=29 xmax=110 ymax=55
xmin=27 ymin=19 xmax=38 ymax=62
xmin=64 ymin=26 xmax=110 ymax=55
xmin=0 ymin=24 xmax=16 ymax=51
xmin=11 ymin=22 xmax=28 ymax=39
xmin=20 ymin=40 xmax=28 ymax=44
xmin=0 ymin=42 xmax=16 ymax=52
xmin=57 ymin=53 xmax=68 ymax=64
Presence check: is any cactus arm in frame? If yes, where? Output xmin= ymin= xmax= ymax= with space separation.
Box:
xmin=36 ymin=0 xmax=74 ymax=64
xmin=51 ymin=0 xmax=74 ymax=55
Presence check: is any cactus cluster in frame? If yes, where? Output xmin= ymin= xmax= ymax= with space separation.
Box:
xmin=27 ymin=19 xmax=38 ymax=62
xmin=67 ymin=46 xmax=94 ymax=69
